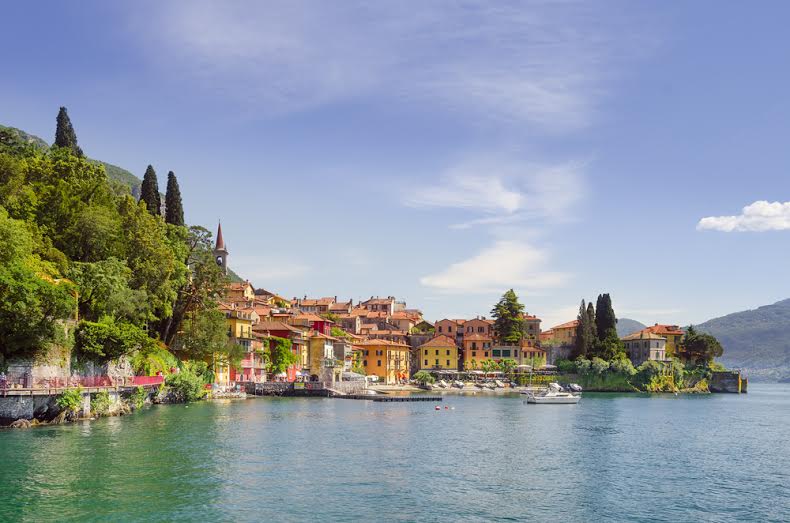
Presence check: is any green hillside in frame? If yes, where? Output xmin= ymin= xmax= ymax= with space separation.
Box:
xmin=1 ymin=124 xmax=141 ymax=196
xmin=616 ymin=318 xmax=647 ymax=337
xmin=697 ymin=299 xmax=790 ymax=381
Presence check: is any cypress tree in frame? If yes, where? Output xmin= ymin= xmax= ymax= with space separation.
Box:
xmin=587 ymin=301 xmax=597 ymax=342
xmin=140 ymin=165 xmax=161 ymax=216
xmin=54 ymin=106 xmax=84 ymax=157
xmin=164 ymin=171 xmax=185 ymax=226
xmin=574 ymin=300 xmax=589 ymax=358
xmin=595 ymin=293 xmax=617 ymax=341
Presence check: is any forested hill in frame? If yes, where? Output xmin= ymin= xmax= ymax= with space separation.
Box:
xmin=616 ymin=318 xmax=647 ymax=337
xmin=697 ymin=299 xmax=790 ymax=381
xmin=0 ymin=124 xmax=142 ymax=197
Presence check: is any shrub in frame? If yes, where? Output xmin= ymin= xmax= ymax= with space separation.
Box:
xmin=634 ymin=360 xmax=662 ymax=389
xmin=91 ymin=390 xmax=111 ymax=416
xmin=556 ymin=359 xmax=576 ymax=374
xmin=56 ymin=387 xmax=83 ymax=413
xmin=591 ymin=357 xmax=609 ymax=374
xmin=165 ymin=369 xmax=206 ymax=402
xmin=413 ymin=370 xmax=435 ymax=385
xmin=575 ymin=357 xmax=591 ymax=375
xmin=610 ymin=357 xmax=636 ymax=376
xmin=131 ymin=386 xmax=146 ymax=409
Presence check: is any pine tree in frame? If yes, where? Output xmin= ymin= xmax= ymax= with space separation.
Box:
xmin=140 ymin=165 xmax=161 ymax=216
xmin=595 ymin=293 xmax=617 ymax=341
xmin=54 ymin=106 xmax=83 ymax=157
xmin=491 ymin=289 xmax=526 ymax=344
xmin=164 ymin=171 xmax=185 ymax=226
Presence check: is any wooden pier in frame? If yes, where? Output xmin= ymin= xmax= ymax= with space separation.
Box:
xmin=340 ymin=394 xmax=443 ymax=402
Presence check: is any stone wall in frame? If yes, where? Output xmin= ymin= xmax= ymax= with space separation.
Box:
xmin=710 ymin=371 xmax=744 ymax=393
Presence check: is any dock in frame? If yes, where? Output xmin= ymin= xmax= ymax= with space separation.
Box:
xmin=340 ymin=394 xmax=443 ymax=402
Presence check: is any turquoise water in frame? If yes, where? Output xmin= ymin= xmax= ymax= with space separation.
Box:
xmin=1 ymin=385 xmax=788 ymax=522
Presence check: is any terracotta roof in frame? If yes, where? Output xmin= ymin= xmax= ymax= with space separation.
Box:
xmin=294 ymin=313 xmax=332 ymax=323
xmin=552 ymin=320 xmax=579 ymax=330
xmin=329 ymin=301 xmax=352 ymax=311
xmin=622 ymin=331 xmax=667 ymax=342
xmin=353 ymin=339 xmax=410 ymax=348
xmin=644 ymin=324 xmax=684 ymax=336
xmin=309 ymin=330 xmax=338 ymax=341
xmin=523 ymin=315 xmax=541 ymax=321
xmin=463 ymin=333 xmax=492 ymax=341
xmin=418 ymin=335 xmax=458 ymax=348
xmin=361 ymin=297 xmax=395 ymax=305
xmin=253 ymin=321 xmax=305 ymax=334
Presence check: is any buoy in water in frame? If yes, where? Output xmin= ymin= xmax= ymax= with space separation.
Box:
xmin=444 ymin=406 xmax=449 ymax=410
xmin=435 ymin=406 xmax=440 ymax=410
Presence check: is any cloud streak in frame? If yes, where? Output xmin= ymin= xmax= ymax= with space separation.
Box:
xmin=406 ymin=159 xmax=586 ymax=228
xmin=697 ymin=201 xmax=790 ymax=232
xmin=420 ymin=240 xmax=570 ymax=294
xmin=128 ymin=1 xmax=628 ymax=131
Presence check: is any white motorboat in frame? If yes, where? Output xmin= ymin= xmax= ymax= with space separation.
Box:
xmin=452 ymin=381 xmax=464 ymax=389
xmin=438 ymin=380 xmax=449 ymax=389
xmin=494 ymin=380 xmax=506 ymax=388
xmin=522 ymin=383 xmax=581 ymax=404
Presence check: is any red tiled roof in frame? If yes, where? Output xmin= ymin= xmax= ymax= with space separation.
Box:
xmin=353 ymin=339 xmax=410 ymax=348
xmin=552 ymin=320 xmax=579 ymax=330
xmin=463 ymin=333 xmax=492 ymax=341
xmin=644 ymin=324 xmax=684 ymax=336
xmin=622 ymin=331 xmax=666 ymax=341
xmin=418 ymin=335 xmax=457 ymax=348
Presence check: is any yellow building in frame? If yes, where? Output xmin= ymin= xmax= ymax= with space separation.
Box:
xmin=214 ymin=303 xmax=255 ymax=386
xmin=418 ymin=335 xmax=459 ymax=371
xmin=354 ymin=339 xmax=410 ymax=384
xmin=541 ymin=320 xmax=578 ymax=347
xmin=307 ymin=331 xmax=339 ymax=382
xmin=641 ymin=324 xmax=684 ymax=357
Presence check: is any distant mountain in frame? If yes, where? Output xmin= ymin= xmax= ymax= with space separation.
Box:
xmin=0 ymin=124 xmax=141 ymax=196
xmin=697 ymin=299 xmax=790 ymax=382
xmin=616 ymin=318 xmax=647 ymax=337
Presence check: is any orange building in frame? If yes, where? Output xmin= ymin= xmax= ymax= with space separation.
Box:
xmin=462 ymin=334 xmax=493 ymax=369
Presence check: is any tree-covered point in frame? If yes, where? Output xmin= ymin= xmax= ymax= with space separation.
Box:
xmin=0 ymin=107 xmax=235 ymax=372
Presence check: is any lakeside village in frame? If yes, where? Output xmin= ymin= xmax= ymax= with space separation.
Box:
xmin=0 ymin=108 xmax=743 ymax=427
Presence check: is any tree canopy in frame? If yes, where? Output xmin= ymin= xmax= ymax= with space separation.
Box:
xmin=679 ymin=326 xmax=724 ymax=365
xmin=491 ymin=289 xmax=526 ymax=344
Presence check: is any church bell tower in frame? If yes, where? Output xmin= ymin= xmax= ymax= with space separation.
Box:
xmin=213 ymin=222 xmax=229 ymax=275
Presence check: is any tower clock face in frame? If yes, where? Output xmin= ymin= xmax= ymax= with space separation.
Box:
xmin=216 ymin=256 xmax=223 ymax=266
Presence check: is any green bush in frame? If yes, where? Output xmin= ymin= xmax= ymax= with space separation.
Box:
xmin=165 ymin=369 xmax=206 ymax=402
xmin=131 ymin=386 xmax=147 ymax=409
xmin=413 ymin=370 xmax=435 ymax=385
xmin=575 ymin=357 xmax=591 ymax=375
xmin=610 ymin=357 xmax=636 ymax=376
xmin=556 ymin=359 xmax=576 ymax=374
xmin=56 ymin=387 xmax=83 ymax=413
xmin=591 ymin=357 xmax=609 ymax=374
xmin=91 ymin=390 xmax=111 ymax=416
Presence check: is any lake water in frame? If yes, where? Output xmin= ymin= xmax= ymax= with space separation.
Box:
xmin=1 ymin=384 xmax=788 ymax=522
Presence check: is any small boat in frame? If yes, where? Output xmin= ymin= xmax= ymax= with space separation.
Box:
xmin=485 ymin=382 xmax=497 ymax=390
xmin=494 ymin=380 xmax=506 ymax=388
xmin=419 ymin=383 xmax=434 ymax=391
xmin=475 ymin=383 xmax=486 ymax=390
xmin=522 ymin=383 xmax=581 ymax=404
xmin=567 ymin=383 xmax=583 ymax=393
xmin=438 ymin=380 xmax=449 ymax=389
xmin=452 ymin=381 xmax=464 ymax=389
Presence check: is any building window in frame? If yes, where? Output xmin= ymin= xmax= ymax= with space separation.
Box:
xmin=363 ymin=360 xmax=367 ymax=366
xmin=472 ymin=342 xmax=477 ymax=350
xmin=446 ymin=360 xmax=450 ymax=366
xmin=472 ymin=351 xmax=477 ymax=357
xmin=424 ymin=359 xmax=428 ymax=366
xmin=438 ymin=326 xmax=442 ymax=333
xmin=493 ymin=350 xmax=501 ymax=357
xmin=435 ymin=359 xmax=439 ymax=366
xmin=435 ymin=349 xmax=439 ymax=355
xmin=424 ymin=349 xmax=428 ymax=356
xmin=446 ymin=350 xmax=450 ymax=356
xmin=377 ymin=360 xmax=382 ymax=366
xmin=485 ymin=352 xmax=489 ymax=357
xmin=448 ymin=326 xmax=453 ymax=332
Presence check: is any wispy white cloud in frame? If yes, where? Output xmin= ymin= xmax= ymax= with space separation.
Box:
xmin=231 ymin=256 xmax=310 ymax=283
xmin=697 ymin=201 xmax=790 ymax=232
xmin=127 ymin=1 xmax=631 ymax=131
xmin=406 ymin=158 xmax=585 ymax=228
xmin=420 ymin=240 xmax=570 ymax=294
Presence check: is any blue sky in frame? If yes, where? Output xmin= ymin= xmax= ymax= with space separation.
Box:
xmin=3 ymin=1 xmax=790 ymax=327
